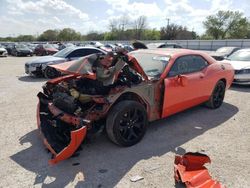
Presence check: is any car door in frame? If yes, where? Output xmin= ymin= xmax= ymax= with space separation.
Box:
xmin=162 ymin=55 xmax=208 ymax=118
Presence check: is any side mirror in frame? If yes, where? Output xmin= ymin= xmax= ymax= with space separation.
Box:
xmin=176 ymin=75 xmax=188 ymax=86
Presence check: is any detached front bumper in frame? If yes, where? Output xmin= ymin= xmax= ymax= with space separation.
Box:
xmin=37 ymin=93 xmax=88 ymax=164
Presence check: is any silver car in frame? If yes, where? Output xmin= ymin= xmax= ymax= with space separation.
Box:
xmin=25 ymin=46 xmax=106 ymax=78
xmin=225 ymin=49 xmax=250 ymax=85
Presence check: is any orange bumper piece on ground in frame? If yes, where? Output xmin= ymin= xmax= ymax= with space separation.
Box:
xmin=174 ymin=152 xmax=225 ymax=188
xmin=37 ymin=102 xmax=87 ymax=165
xmin=49 ymin=126 xmax=87 ymax=165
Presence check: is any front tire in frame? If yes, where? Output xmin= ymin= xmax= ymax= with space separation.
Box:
xmin=44 ymin=67 xmax=60 ymax=79
xmin=106 ymin=100 xmax=148 ymax=147
xmin=205 ymin=80 xmax=225 ymax=109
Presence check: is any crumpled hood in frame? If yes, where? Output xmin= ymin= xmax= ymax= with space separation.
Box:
xmin=50 ymin=54 xmax=149 ymax=81
xmin=26 ymin=56 xmax=65 ymax=65
xmin=225 ymin=60 xmax=250 ymax=70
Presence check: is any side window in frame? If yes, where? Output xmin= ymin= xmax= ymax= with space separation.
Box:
xmin=68 ymin=49 xmax=102 ymax=58
xmin=190 ymin=56 xmax=208 ymax=72
xmin=168 ymin=56 xmax=192 ymax=77
xmin=68 ymin=49 xmax=87 ymax=58
xmin=84 ymin=49 xmax=103 ymax=56
xmin=168 ymin=55 xmax=208 ymax=77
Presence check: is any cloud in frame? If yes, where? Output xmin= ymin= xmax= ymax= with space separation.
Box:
xmin=6 ymin=0 xmax=89 ymax=21
xmin=1 ymin=0 xmax=250 ymax=37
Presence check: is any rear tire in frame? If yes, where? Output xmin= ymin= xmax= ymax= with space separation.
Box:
xmin=205 ymin=80 xmax=225 ymax=109
xmin=106 ymin=100 xmax=148 ymax=146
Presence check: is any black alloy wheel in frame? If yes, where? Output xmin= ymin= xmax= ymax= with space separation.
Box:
xmin=106 ymin=100 xmax=147 ymax=146
xmin=206 ymin=80 xmax=225 ymax=109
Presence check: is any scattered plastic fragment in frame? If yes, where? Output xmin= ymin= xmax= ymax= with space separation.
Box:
xmin=174 ymin=152 xmax=225 ymax=188
xmin=130 ymin=175 xmax=144 ymax=182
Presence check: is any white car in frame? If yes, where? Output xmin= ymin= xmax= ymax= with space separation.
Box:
xmin=225 ymin=49 xmax=250 ymax=85
xmin=0 ymin=45 xmax=8 ymax=57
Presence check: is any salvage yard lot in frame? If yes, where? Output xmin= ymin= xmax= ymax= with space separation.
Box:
xmin=0 ymin=56 xmax=250 ymax=188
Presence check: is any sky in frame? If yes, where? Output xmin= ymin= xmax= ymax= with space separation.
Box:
xmin=0 ymin=0 xmax=250 ymax=37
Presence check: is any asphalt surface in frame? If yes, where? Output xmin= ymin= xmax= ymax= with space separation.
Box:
xmin=0 ymin=56 xmax=249 ymax=188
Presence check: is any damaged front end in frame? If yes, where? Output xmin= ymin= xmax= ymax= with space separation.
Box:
xmin=36 ymin=53 xmax=146 ymax=164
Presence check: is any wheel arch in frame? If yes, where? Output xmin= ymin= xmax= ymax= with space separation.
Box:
xmin=110 ymin=92 xmax=149 ymax=115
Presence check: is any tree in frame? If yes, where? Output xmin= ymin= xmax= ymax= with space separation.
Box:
xmin=203 ymin=10 xmax=250 ymax=39
xmin=16 ymin=35 xmax=36 ymax=42
xmin=160 ymin=24 xmax=195 ymax=40
xmin=133 ymin=16 xmax=147 ymax=39
xmin=38 ymin=29 xmax=59 ymax=41
xmin=143 ymin=29 xmax=160 ymax=40
xmin=57 ymin=28 xmax=81 ymax=41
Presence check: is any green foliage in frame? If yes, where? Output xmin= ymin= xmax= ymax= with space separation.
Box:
xmin=160 ymin=24 xmax=197 ymax=40
xmin=203 ymin=10 xmax=250 ymax=39
xmin=37 ymin=29 xmax=59 ymax=41
xmin=57 ymin=28 xmax=81 ymax=41
xmin=143 ymin=29 xmax=160 ymax=40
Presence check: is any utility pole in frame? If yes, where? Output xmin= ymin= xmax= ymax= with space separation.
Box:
xmin=166 ymin=18 xmax=170 ymax=27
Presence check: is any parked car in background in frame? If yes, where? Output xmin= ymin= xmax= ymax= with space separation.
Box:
xmin=0 ymin=45 xmax=8 ymax=57
xmin=5 ymin=43 xmax=16 ymax=54
xmin=104 ymin=43 xmax=116 ymax=51
xmin=37 ymin=49 xmax=234 ymax=164
xmin=58 ymin=43 xmax=75 ymax=51
xmin=209 ymin=47 xmax=240 ymax=61
xmin=26 ymin=43 xmax=37 ymax=53
xmin=123 ymin=44 xmax=134 ymax=52
xmin=225 ymin=48 xmax=250 ymax=85
xmin=11 ymin=44 xmax=33 ymax=56
xmin=34 ymin=44 xmax=59 ymax=56
xmin=147 ymin=43 xmax=183 ymax=49
xmin=25 ymin=46 xmax=107 ymax=78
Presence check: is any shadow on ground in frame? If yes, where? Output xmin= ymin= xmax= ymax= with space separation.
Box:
xmin=230 ymin=84 xmax=250 ymax=93
xmin=18 ymin=76 xmax=48 ymax=82
xmin=11 ymin=102 xmax=238 ymax=187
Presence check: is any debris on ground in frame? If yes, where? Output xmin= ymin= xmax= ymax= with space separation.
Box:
xmin=130 ymin=175 xmax=144 ymax=182
xmin=174 ymin=152 xmax=225 ymax=188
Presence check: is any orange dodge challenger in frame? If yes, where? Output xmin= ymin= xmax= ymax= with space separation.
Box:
xmin=37 ymin=49 xmax=234 ymax=164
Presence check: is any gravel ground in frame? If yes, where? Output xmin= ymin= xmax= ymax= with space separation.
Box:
xmin=0 ymin=56 xmax=249 ymax=188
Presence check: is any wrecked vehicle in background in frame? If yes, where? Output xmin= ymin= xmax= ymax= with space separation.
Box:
xmin=37 ymin=49 xmax=234 ymax=164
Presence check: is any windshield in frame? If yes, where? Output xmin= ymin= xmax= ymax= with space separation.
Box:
xmin=227 ymin=51 xmax=250 ymax=61
xmin=216 ymin=47 xmax=232 ymax=53
xmin=16 ymin=44 xmax=29 ymax=50
xmin=53 ymin=47 xmax=74 ymax=58
xmin=130 ymin=52 xmax=170 ymax=78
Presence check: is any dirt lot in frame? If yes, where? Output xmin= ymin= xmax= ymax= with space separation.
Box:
xmin=0 ymin=56 xmax=249 ymax=188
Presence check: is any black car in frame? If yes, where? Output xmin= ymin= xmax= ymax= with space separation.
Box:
xmin=11 ymin=44 xmax=33 ymax=56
